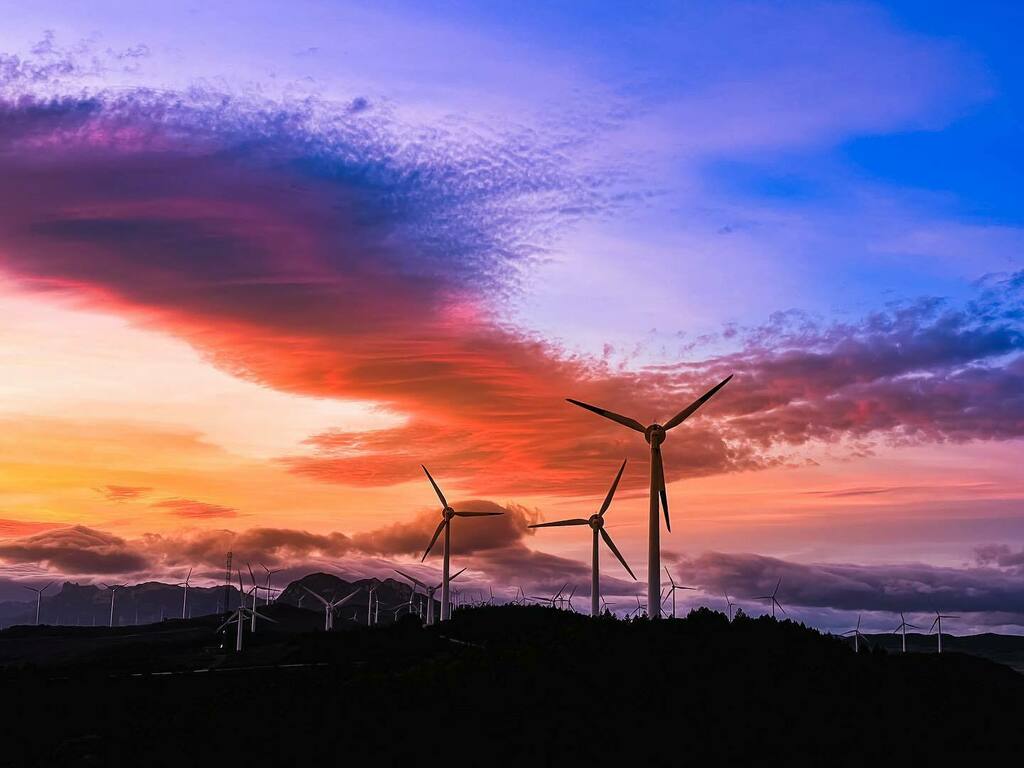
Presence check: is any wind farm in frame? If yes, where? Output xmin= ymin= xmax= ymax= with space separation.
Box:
xmin=1 ymin=1 xmax=1024 ymax=764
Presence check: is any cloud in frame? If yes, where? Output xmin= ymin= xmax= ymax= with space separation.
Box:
xmin=670 ymin=551 xmax=1024 ymax=616
xmin=0 ymin=62 xmax=1023 ymax=501
xmin=95 ymin=485 xmax=152 ymax=502
xmin=151 ymin=498 xmax=238 ymax=519
xmin=0 ymin=526 xmax=148 ymax=574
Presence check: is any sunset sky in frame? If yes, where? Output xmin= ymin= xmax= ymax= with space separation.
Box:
xmin=1 ymin=1 xmax=1023 ymax=633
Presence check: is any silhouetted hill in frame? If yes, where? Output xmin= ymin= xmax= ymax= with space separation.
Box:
xmin=861 ymin=631 xmax=1024 ymax=673
xmin=1 ymin=605 xmax=1022 ymax=766
xmin=0 ymin=580 xmax=242 ymax=628
xmin=277 ymin=571 xmax=430 ymax=623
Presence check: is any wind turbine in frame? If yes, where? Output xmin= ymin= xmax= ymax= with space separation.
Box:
xmin=175 ymin=567 xmax=193 ymax=620
xmin=394 ymin=568 xmax=466 ymax=626
xmin=629 ymin=594 xmax=647 ymax=619
xmin=531 ymin=584 xmax=568 ymax=610
xmin=755 ymin=578 xmax=786 ymax=619
xmin=302 ymin=586 xmax=360 ymax=631
xmin=892 ymin=612 xmax=918 ymax=653
xmin=100 ymin=583 xmax=126 ymax=627
xmin=564 ymin=586 xmax=578 ymax=613
xmin=218 ymin=570 xmax=277 ymax=651
xmin=842 ymin=614 xmax=869 ymax=653
xmin=23 ymin=582 xmax=53 ymax=626
xmin=367 ymin=584 xmax=378 ymax=626
xmin=260 ymin=564 xmax=282 ymax=606
xmin=600 ymin=596 xmax=616 ymax=616
xmin=724 ymin=591 xmax=736 ymax=621
xmin=420 ymin=466 xmax=503 ymax=622
xmin=930 ymin=611 xmax=958 ymax=654
xmin=529 ymin=459 xmax=635 ymax=617
xmin=566 ymin=375 xmax=733 ymax=618
xmin=662 ymin=567 xmax=696 ymax=619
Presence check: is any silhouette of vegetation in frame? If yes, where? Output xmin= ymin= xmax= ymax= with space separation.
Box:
xmin=1 ymin=605 xmax=1022 ymax=765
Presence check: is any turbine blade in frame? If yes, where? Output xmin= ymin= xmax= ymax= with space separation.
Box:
xmin=529 ymin=519 xmax=589 ymax=528
xmin=334 ymin=590 xmax=361 ymax=608
xmin=664 ymin=566 xmax=676 ymax=587
xmin=600 ymin=528 xmax=636 ymax=580
xmin=421 ymin=519 xmax=447 ymax=562
xmin=662 ymin=375 xmax=734 ymax=431
xmin=394 ymin=569 xmax=428 ymax=589
xmin=301 ymin=586 xmax=331 ymax=607
xmin=453 ymin=511 xmax=504 ymax=517
xmin=565 ymin=399 xmax=645 ymax=433
xmin=598 ymin=459 xmax=628 ymax=517
xmin=652 ymin=446 xmax=670 ymax=532
xmin=930 ymin=617 xmax=939 ymax=632
xmin=421 ymin=465 xmax=448 ymax=509
xmin=450 ymin=567 xmax=467 ymax=582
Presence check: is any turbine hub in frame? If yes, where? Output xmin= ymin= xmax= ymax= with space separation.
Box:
xmin=443 ymin=507 xmax=455 ymax=520
xmin=645 ymin=424 xmax=666 ymax=446
xmin=588 ymin=514 xmax=602 ymax=530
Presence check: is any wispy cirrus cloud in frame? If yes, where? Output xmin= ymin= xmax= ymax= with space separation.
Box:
xmin=95 ymin=485 xmax=151 ymax=502
xmin=151 ymin=498 xmax=238 ymax=519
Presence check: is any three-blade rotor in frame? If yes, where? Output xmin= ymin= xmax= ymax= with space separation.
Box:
xmin=566 ymin=374 xmax=733 ymax=533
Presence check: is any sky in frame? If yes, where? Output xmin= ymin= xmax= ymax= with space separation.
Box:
xmin=0 ymin=0 xmax=1023 ymax=634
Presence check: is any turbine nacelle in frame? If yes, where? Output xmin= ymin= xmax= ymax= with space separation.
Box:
xmin=644 ymin=424 xmax=666 ymax=446
xmin=587 ymin=514 xmax=604 ymax=531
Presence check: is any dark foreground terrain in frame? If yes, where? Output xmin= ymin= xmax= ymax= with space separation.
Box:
xmin=1 ymin=606 xmax=1022 ymax=766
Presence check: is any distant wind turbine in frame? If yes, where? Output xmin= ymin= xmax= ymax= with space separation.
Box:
xmin=892 ymin=612 xmax=919 ymax=653
xmin=420 ymin=466 xmax=503 ymax=622
xmin=566 ymin=375 xmax=733 ymax=618
xmin=302 ymin=586 xmax=360 ymax=631
xmin=724 ymin=591 xmax=736 ymax=621
xmin=175 ymin=567 xmax=192 ymax=620
xmin=930 ymin=611 xmax=958 ymax=654
xmin=662 ymin=567 xmax=696 ymax=619
xmin=218 ymin=570 xmax=277 ymax=651
xmin=755 ymin=578 xmax=786 ymax=619
xmin=531 ymin=584 xmax=568 ymax=610
xmin=260 ymin=564 xmax=282 ymax=607
xmin=842 ymin=614 xmax=869 ymax=653
xmin=100 ymin=583 xmax=126 ymax=627
xmin=529 ymin=459 xmax=635 ymax=617
xmin=394 ymin=568 xmax=466 ymax=626
xmin=23 ymin=582 xmax=53 ymax=626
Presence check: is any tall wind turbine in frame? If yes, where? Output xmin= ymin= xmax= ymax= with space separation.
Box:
xmin=529 ymin=459 xmax=635 ymax=617
xmin=302 ymin=586 xmax=360 ymax=631
xmin=566 ymin=375 xmax=733 ymax=618
xmin=100 ymin=583 xmax=126 ymax=627
xmin=662 ymin=567 xmax=696 ymax=619
xmin=724 ymin=591 xmax=736 ymax=621
xmin=175 ymin=567 xmax=193 ymax=620
xmin=420 ymin=466 xmax=503 ymax=621
xmin=23 ymin=582 xmax=53 ymax=626
xmin=892 ymin=612 xmax=919 ymax=653
xmin=842 ymin=614 xmax=869 ymax=653
xmin=930 ymin=611 xmax=958 ymax=654
xmin=755 ymin=578 xmax=786 ymax=619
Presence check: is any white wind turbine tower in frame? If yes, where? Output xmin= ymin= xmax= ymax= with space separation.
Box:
xmin=755 ymin=578 xmax=786 ymax=619
xmin=302 ymin=586 xmax=360 ymax=631
xmin=420 ymin=466 xmax=503 ymax=621
xmin=100 ymin=583 xmax=126 ymax=627
xmin=367 ymin=584 xmax=378 ymax=626
xmin=724 ymin=591 xmax=736 ymax=621
xmin=842 ymin=614 xmax=869 ymax=653
xmin=260 ymin=564 xmax=282 ymax=606
xmin=930 ymin=611 xmax=958 ymax=654
xmin=175 ymin=567 xmax=193 ymax=619
xmin=663 ymin=567 xmax=696 ymax=619
xmin=892 ymin=612 xmax=919 ymax=653
xmin=23 ymin=582 xmax=53 ymax=626
xmin=218 ymin=570 xmax=277 ymax=651
xmin=567 ymin=375 xmax=733 ymax=618
xmin=529 ymin=459 xmax=636 ymax=616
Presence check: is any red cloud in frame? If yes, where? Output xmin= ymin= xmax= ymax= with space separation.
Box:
xmin=0 ymin=88 xmax=1022 ymax=504
xmin=151 ymin=498 xmax=238 ymax=519
xmin=95 ymin=485 xmax=152 ymax=502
